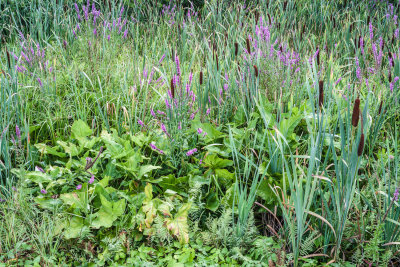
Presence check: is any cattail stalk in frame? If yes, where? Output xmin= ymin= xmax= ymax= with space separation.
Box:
xmin=378 ymin=100 xmax=383 ymax=115
xmin=352 ymin=98 xmax=360 ymax=127
xmin=170 ymin=78 xmax=175 ymax=98
xmin=234 ymin=42 xmax=238 ymax=57
xmin=358 ymin=115 xmax=364 ymax=157
xmin=254 ymin=65 xmax=258 ymax=78
xmin=246 ymin=38 xmax=251 ymax=54
xmin=318 ymin=80 xmax=324 ymax=107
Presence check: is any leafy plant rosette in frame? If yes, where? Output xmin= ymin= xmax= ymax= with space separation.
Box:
xmin=12 ymin=120 xmax=196 ymax=245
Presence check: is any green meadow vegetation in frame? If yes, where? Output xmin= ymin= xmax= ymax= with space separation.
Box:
xmin=1 ymin=0 xmax=400 ymax=266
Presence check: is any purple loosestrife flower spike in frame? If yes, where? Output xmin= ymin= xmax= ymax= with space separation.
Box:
xmin=138 ymin=120 xmax=145 ymax=127
xmin=76 ymin=184 xmax=82 ymax=190
xmin=15 ymin=125 xmax=21 ymax=140
xmin=186 ymin=148 xmax=198 ymax=156
xmin=41 ymin=189 xmax=47 ymax=194
xmin=197 ymin=128 xmax=203 ymax=134
xmin=159 ymin=54 xmax=166 ymax=64
xmin=37 ymin=78 xmax=43 ymax=87
xmin=89 ymin=175 xmax=95 ymax=184
xmin=394 ymin=188 xmax=400 ymax=201
xmin=123 ymin=29 xmax=128 ymax=39
xmin=369 ymin=22 xmax=373 ymax=40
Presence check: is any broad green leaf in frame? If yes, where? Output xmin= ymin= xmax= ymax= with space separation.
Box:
xmin=204 ymin=154 xmax=233 ymax=169
xmin=71 ymin=119 xmax=92 ymax=139
xmin=34 ymin=143 xmax=66 ymax=158
xmin=64 ymin=216 xmax=87 ymax=239
xmin=165 ymin=203 xmax=191 ymax=244
xmin=139 ymin=165 xmax=161 ymax=179
xmin=57 ymin=141 xmax=79 ymax=156
xmin=91 ymin=195 xmax=126 ymax=228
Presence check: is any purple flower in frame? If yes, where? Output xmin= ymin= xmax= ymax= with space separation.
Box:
xmin=35 ymin=166 xmax=45 ymax=173
xmin=15 ymin=125 xmax=21 ymax=140
xmin=206 ymin=108 xmax=211 ymax=115
xmin=394 ymin=188 xmax=400 ymax=201
xmin=149 ymin=143 xmax=164 ymax=154
xmin=123 ymin=29 xmax=128 ymax=39
xmin=158 ymin=54 xmax=166 ymax=64
xmin=175 ymin=55 xmax=181 ymax=78
xmin=369 ymin=22 xmax=373 ymax=41
xmin=89 ymin=175 xmax=95 ymax=184
xmin=93 ymin=28 xmax=97 ymax=36
xmin=41 ymin=189 xmax=47 ymax=194
xmin=161 ymin=123 xmax=168 ymax=135
xmin=151 ymin=109 xmax=156 ymax=118
xmin=37 ymin=78 xmax=43 ymax=87
xmin=12 ymin=186 xmax=17 ymax=192
xmin=76 ymin=184 xmax=82 ymax=190
xmin=138 ymin=119 xmax=145 ymax=127
xmin=107 ymin=35 xmax=111 ymax=41
xmin=197 ymin=128 xmax=203 ymax=134
xmin=186 ymin=148 xmax=198 ymax=156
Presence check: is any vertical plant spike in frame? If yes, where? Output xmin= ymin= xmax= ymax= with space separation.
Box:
xmin=253 ymin=65 xmax=258 ymax=78
xmin=171 ymin=78 xmax=175 ymax=98
xmin=378 ymin=100 xmax=383 ymax=115
xmin=358 ymin=120 xmax=365 ymax=157
xmin=352 ymin=98 xmax=360 ymax=127
xmin=216 ymin=53 xmax=219 ymax=71
xmin=199 ymin=71 xmax=203 ymax=85
xmin=246 ymin=38 xmax=251 ymax=54
xmin=318 ymin=80 xmax=324 ymax=107
xmin=316 ymin=47 xmax=320 ymax=65
xmin=6 ymin=47 xmax=11 ymax=69
xmin=234 ymin=42 xmax=238 ymax=57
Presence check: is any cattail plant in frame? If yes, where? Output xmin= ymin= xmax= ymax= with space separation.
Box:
xmin=234 ymin=42 xmax=238 ymax=57
xmin=318 ymin=80 xmax=324 ymax=107
xmin=246 ymin=37 xmax=251 ymax=54
xmin=253 ymin=65 xmax=258 ymax=78
xmin=199 ymin=71 xmax=203 ymax=85
xmin=358 ymin=115 xmax=364 ymax=157
xmin=170 ymin=78 xmax=175 ymax=98
xmin=351 ymin=98 xmax=360 ymax=127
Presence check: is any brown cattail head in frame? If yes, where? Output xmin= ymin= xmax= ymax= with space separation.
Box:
xmin=6 ymin=47 xmax=10 ymax=69
xmin=246 ymin=38 xmax=251 ymax=54
xmin=170 ymin=78 xmax=175 ymax=98
xmin=253 ymin=65 xmax=258 ymax=78
xmin=215 ymin=53 xmax=219 ymax=71
xmin=378 ymin=100 xmax=383 ymax=115
xmin=358 ymin=133 xmax=365 ymax=157
xmin=389 ymin=71 xmax=392 ymax=83
xmin=199 ymin=71 xmax=203 ymax=85
xmin=316 ymin=47 xmax=320 ymax=65
xmin=255 ymin=11 xmax=259 ymax=25
xmin=234 ymin=42 xmax=238 ymax=57
xmin=267 ymin=13 xmax=271 ymax=24
xmin=352 ymin=98 xmax=360 ymax=127
xmin=283 ymin=1 xmax=288 ymax=10
xmin=318 ymin=80 xmax=324 ymax=107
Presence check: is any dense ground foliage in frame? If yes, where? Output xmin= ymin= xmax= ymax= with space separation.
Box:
xmin=1 ymin=0 xmax=400 ymax=266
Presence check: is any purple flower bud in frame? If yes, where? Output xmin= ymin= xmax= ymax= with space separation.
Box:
xmin=35 ymin=166 xmax=45 ymax=173
xmin=138 ymin=119 xmax=145 ymax=127
xmin=41 ymin=189 xmax=47 ymax=194
xmin=197 ymin=128 xmax=203 ymax=134
xmin=394 ymin=188 xmax=400 ymax=201
xmin=123 ymin=29 xmax=128 ymax=39
xmin=76 ymin=184 xmax=82 ymax=190
xmin=89 ymin=175 xmax=95 ymax=184
xmin=186 ymin=148 xmax=198 ymax=156
xmin=37 ymin=78 xmax=43 ymax=87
